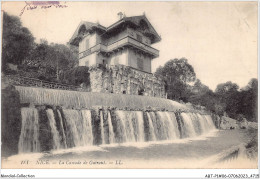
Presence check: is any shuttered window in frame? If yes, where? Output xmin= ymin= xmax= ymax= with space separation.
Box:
xmin=137 ymin=58 xmax=144 ymax=71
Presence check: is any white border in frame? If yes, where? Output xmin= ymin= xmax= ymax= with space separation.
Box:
xmin=0 ymin=0 xmax=259 ymax=178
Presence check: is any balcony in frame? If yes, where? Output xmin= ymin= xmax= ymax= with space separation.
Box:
xmin=79 ymin=36 xmax=159 ymax=59
xmin=107 ymin=37 xmax=159 ymax=57
xmin=79 ymin=44 xmax=107 ymax=58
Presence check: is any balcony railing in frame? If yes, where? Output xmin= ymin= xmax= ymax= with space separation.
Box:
xmin=79 ymin=36 xmax=159 ymax=59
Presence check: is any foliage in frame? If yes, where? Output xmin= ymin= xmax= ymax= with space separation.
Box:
xmin=20 ymin=41 xmax=77 ymax=82
xmin=214 ymin=81 xmax=240 ymax=118
xmin=156 ymin=57 xmax=257 ymax=122
xmin=2 ymin=12 xmax=78 ymax=83
xmin=237 ymin=79 xmax=258 ymax=122
xmin=155 ymin=58 xmax=196 ymax=102
xmin=190 ymin=79 xmax=258 ymax=122
xmin=155 ymin=58 xmax=196 ymax=83
xmin=60 ymin=66 xmax=90 ymax=86
xmin=2 ymin=12 xmax=34 ymax=71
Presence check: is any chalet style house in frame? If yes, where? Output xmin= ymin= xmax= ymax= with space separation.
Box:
xmin=69 ymin=14 xmax=166 ymax=98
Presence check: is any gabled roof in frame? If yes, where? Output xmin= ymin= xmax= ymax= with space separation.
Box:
xmin=69 ymin=14 xmax=161 ymax=46
xmin=69 ymin=21 xmax=106 ymax=46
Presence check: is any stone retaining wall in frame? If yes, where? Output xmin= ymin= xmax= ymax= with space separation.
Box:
xmin=89 ymin=64 xmax=166 ymax=98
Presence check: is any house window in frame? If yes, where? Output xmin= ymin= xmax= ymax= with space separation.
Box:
xmin=137 ymin=34 xmax=142 ymax=42
xmin=85 ymin=39 xmax=89 ymax=50
xmin=137 ymin=58 xmax=144 ymax=71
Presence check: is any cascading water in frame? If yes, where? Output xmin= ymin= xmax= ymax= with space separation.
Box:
xmin=115 ymin=111 xmax=136 ymax=142
xmin=155 ymin=112 xmax=180 ymax=140
xmin=100 ymin=110 xmax=105 ymax=144
xmin=135 ymin=111 xmax=145 ymax=142
xmin=180 ymin=113 xmax=197 ymax=138
xmin=165 ymin=112 xmax=180 ymax=139
xmin=115 ymin=110 xmax=128 ymax=142
xmin=107 ymin=111 xmax=115 ymax=144
xmin=57 ymin=110 xmax=67 ymax=148
xmin=62 ymin=109 xmax=93 ymax=147
xmin=16 ymin=86 xmax=217 ymax=154
xmin=63 ymin=109 xmax=81 ymax=147
xmin=81 ymin=110 xmax=94 ymax=146
xmin=203 ymin=115 xmax=216 ymax=130
xmin=46 ymin=109 xmax=61 ymax=150
xmin=125 ymin=112 xmax=136 ymax=142
xmin=188 ymin=113 xmax=202 ymax=135
xmin=18 ymin=107 xmax=217 ymax=153
xmin=146 ymin=112 xmax=156 ymax=141
xmin=196 ymin=113 xmax=209 ymax=134
xmin=18 ymin=107 xmax=40 ymax=153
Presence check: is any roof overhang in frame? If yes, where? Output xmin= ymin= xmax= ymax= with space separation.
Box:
xmin=69 ymin=15 xmax=161 ymax=46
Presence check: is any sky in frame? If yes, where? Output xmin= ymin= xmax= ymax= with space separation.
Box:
xmin=2 ymin=1 xmax=258 ymax=90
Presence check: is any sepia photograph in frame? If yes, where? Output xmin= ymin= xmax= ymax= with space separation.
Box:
xmin=1 ymin=0 xmax=258 ymax=173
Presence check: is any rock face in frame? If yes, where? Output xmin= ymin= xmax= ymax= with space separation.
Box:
xmin=1 ymin=85 xmax=22 ymax=157
xmin=88 ymin=64 xmax=166 ymax=98
xmin=220 ymin=116 xmax=239 ymax=129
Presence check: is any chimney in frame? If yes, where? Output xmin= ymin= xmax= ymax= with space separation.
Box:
xmin=117 ymin=12 xmax=123 ymax=20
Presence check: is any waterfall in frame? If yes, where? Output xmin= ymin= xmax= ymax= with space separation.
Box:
xmin=147 ymin=111 xmax=159 ymax=140
xmin=100 ymin=110 xmax=105 ymax=144
xmin=57 ymin=110 xmax=67 ymax=148
xmin=63 ymin=109 xmax=93 ymax=147
xmin=115 ymin=111 xmax=146 ymax=143
xmin=156 ymin=112 xmax=179 ymax=140
xmin=165 ymin=112 xmax=180 ymax=139
xmin=63 ymin=109 xmax=81 ymax=146
xmin=107 ymin=111 xmax=115 ymax=144
xmin=204 ymin=115 xmax=216 ymax=130
xmin=46 ymin=109 xmax=61 ymax=150
xmin=114 ymin=110 xmax=127 ymax=142
xmin=156 ymin=112 xmax=170 ymax=140
xmin=196 ymin=113 xmax=208 ymax=134
xmin=81 ymin=110 xmax=93 ymax=146
xmin=124 ymin=111 xmax=136 ymax=142
xmin=18 ymin=107 xmax=40 ymax=153
xmin=180 ymin=113 xmax=196 ymax=138
xmin=136 ymin=111 xmax=145 ymax=142
xmin=146 ymin=112 xmax=156 ymax=141
xmin=188 ymin=113 xmax=202 ymax=135
xmin=17 ymin=102 xmax=217 ymax=154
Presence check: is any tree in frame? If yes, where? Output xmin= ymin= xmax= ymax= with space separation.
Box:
xmin=155 ymin=58 xmax=196 ymax=83
xmin=190 ymin=79 xmax=211 ymax=96
xmin=214 ymin=81 xmax=240 ymax=118
xmin=215 ymin=81 xmax=239 ymax=95
xmin=155 ymin=58 xmax=196 ymax=102
xmin=60 ymin=66 xmax=90 ymax=86
xmin=2 ymin=12 xmax=34 ymax=71
xmin=21 ymin=40 xmax=77 ymax=82
xmin=238 ymin=78 xmax=258 ymax=122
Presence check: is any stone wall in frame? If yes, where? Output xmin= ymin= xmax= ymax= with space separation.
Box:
xmin=88 ymin=64 xmax=166 ymax=98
